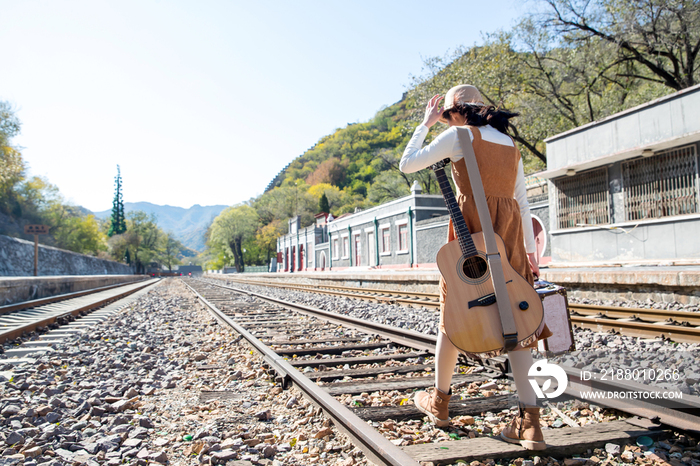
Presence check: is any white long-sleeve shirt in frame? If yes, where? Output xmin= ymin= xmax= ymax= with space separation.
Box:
xmin=400 ymin=124 xmax=537 ymax=254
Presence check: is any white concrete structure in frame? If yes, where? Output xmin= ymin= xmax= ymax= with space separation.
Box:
xmin=541 ymin=84 xmax=700 ymax=264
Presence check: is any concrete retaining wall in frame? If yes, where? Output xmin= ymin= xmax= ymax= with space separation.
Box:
xmin=0 ymin=275 xmax=147 ymax=306
xmin=0 ymin=235 xmax=133 ymax=277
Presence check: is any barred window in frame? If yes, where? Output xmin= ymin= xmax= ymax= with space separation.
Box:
xmin=553 ymin=168 xmax=610 ymax=229
xmin=623 ymin=145 xmax=699 ymax=221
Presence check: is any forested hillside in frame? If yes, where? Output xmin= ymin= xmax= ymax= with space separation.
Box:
xmin=94 ymin=202 xmax=227 ymax=252
xmin=204 ymin=0 xmax=699 ymax=271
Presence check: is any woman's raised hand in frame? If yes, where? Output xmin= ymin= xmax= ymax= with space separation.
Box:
xmin=422 ymin=94 xmax=444 ymax=129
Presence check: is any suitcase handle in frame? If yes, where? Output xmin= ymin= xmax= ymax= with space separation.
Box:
xmin=534 ymin=279 xmax=558 ymax=290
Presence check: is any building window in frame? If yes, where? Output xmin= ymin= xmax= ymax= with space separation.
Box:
xmin=398 ymin=224 xmax=409 ymax=252
xmin=623 ymin=144 xmax=698 ymax=221
xmin=332 ymin=238 xmax=339 ymax=260
xmin=298 ymin=244 xmax=304 ymax=271
xmin=380 ymin=227 xmax=391 ymax=255
xmin=553 ymin=168 xmax=610 ymax=229
xmin=342 ymin=235 xmax=349 ymax=259
xmin=354 ymin=234 xmax=361 ymax=266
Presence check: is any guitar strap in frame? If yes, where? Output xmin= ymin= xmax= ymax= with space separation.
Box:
xmin=456 ymin=128 xmax=518 ymax=352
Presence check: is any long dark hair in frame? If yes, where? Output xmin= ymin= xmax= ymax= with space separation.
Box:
xmin=443 ymin=102 xmax=518 ymax=135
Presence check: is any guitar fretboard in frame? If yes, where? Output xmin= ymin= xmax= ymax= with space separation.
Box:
xmin=432 ymin=159 xmax=478 ymax=258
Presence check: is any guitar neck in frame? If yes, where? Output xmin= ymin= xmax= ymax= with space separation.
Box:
xmin=432 ymin=159 xmax=478 ymax=258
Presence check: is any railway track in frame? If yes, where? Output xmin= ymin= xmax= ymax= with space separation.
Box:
xmin=0 ymin=278 xmax=158 ymax=348
xmin=184 ymin=278 xmax=700 ymax=466
xmin=216 ymin=275 xmax=700 ymax=344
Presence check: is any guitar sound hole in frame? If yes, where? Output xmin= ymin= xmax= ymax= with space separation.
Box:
xmin=462 ymin=256 xmax=488 ymax=279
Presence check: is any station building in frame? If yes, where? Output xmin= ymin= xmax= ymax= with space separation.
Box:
xmin=276 ymin=182 xmax=450 ymax=272
xmin=540 ymin=84 xmax=700 ymax=264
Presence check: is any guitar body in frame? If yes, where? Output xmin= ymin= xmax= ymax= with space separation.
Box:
xmin=437 ymin=232 xmax=544 ymax=354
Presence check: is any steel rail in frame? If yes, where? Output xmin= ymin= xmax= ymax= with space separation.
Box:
xmin=217 ymin=276 xmax=700 ymax=343
xmin=0 ymin=277 xmax=150 ymax=316
xmin=569 ymin=315 xmax=700 ymax=343
xmin=569 ymin=304 xmax=700 ymax=326
xmin=200 ymin=279 xmax=438 ymax=354
xmin=182 ymin=280 xmax=421 ymax=466
xmin=221 ymin=276 xmax=440 ymax=308
xmin=223 ymin=276 xmax=439 ymax=299
xmin=202 ymin=278 xmax=700 ymax=434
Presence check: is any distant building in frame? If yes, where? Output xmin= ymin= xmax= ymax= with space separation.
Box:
xmin=276 ymin=181 xmax=449 ymax=271
xmin=177 ymin=265 xmax=203 ymax=276
xmin=539 ymin=84 xmax=700 ymax=263
xmin=145 ymin=262 xmax=163 ymax=274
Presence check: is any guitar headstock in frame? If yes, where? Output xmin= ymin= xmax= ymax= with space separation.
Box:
xmin=430 ymin=158 xmax=451 ymax=171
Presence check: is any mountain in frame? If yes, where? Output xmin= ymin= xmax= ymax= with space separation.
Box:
xmin=93 ymin=202 xmax=228 ymax=252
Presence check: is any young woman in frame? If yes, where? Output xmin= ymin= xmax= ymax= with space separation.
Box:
xmin=400 ymin=84 xmax=549 ymax=450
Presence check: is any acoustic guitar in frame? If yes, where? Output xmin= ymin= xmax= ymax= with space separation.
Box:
xmin=432 ymin=159 xmax=544 ymax=354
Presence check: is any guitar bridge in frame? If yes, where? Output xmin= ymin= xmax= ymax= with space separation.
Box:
xmin=468 ymin=293 xmax=496 ymax=308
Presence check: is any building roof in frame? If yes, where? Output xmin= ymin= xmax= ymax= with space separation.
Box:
xmin=540 ymin=83 xmax=700 ymax=179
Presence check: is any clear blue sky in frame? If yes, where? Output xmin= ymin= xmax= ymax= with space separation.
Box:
xmin=1 ymin=0 xmax=525 ymax=212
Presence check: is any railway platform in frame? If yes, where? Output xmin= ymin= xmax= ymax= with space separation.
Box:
xmin=0 ymin=274 xmax=147 ymax=307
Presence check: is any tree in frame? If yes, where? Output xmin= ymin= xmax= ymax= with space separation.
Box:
xmin=535 ymin=0 xmax=700 ymax=91
xmin=307 ymin=183 xmax=355 ymax=214
xmin=108 ymin=166 xmax=126 ymax=237
xmin=305 ymin=158 xmax=347 ymax=186
xmin=115 ymin=211 xmax=161 ymax=273
xmin=0 ymin=101 xmax=24 ymax=217
xmin=51 ymin=214 xmax=107 ymax=255
xmin=207 ymin=204 xmax=259 ymax=273
xmin=318 ymin=193 xmax=330 ymax=213
xmin=367 ymin=171 xmax=410 ymax=204
xmin=255 ymin=219 xmax=285 ymax=263
xmin=254 ymin=185 xmax=317 ymax=228
xmin=160 ymin=233 xmax=184 ymax=272
xmin=108 ymin=231 xmax=138 ymax=266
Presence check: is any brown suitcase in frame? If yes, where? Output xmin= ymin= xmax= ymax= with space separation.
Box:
xmin=534 ymin=279 xmax=576 ymax=354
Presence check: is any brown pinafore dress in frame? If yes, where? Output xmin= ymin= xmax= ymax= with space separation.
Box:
xmin=438 ymin=126 xmax=551 ymax=349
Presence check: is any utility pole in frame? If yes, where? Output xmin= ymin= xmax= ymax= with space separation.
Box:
xmin=24 ymin=225 xmax=49 ymax=276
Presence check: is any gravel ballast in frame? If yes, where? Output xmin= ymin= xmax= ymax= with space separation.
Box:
xmin=0 ymin=280 xmax=365 ymax=466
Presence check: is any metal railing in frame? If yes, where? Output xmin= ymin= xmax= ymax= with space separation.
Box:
xmin=553 ymin=168 xmax=610 ymax=229
xmin=623 ymin=145 xmax=699 ymax=221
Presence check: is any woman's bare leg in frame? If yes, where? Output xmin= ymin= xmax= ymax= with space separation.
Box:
xmin=508 ymin=349 xmax=537 ymax=406
xmin=435 ymin=332 xmax=460 ymax=393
